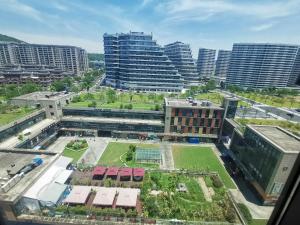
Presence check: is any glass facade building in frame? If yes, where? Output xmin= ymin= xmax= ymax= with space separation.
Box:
xmin=215 ymin=50 xmax=231 ymax=78
xmin=103 ymin=32 xmax=183 ymax=92
xmin=226 ymin=43 xmax=300 ymax=89
xmin=164 ymin=41 xmax=199 ymax=86
xmin=230 ymin=125 xmax=300 ymax=205
xmin=197 ymin=48 xmax=216 ymax=78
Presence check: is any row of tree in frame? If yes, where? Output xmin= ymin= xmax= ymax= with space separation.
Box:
xmin=226 ymin=85 xmax=299 ymax=96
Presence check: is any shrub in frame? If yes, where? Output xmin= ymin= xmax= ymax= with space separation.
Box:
xmin=238 ymin=203 xmax=252 ymax=224
xmin=129 ymin=144 xmax=136 ymax=152
xmin=154 ymin=104 xmax=161 ymax=111
xmin=126 ymin=150 xmax=133 ymax=161
xmin=225 ymin=207 xmax=236 ymax=223
xmin=18 ymin=134 xmax=24 ymax=141
xmin=71 ymin=95 xmax=82 ymax=103
xmin=127 ymin=103 xmax=133 ymax=109
xmin=211 ymin=175 xmax=223 ymax=188
xmin=88 ymin=101 xmax=97 ymax=107
xmin=119 ymin=103 xmax=123 ymax=109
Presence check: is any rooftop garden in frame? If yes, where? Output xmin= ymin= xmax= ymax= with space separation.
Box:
xmin=226 ymin=85 xmax=300 ymax=108
xmin=98 ymin=142 xmax=160 ymax=169
xmin=172 ymin=145 xmax=236 ymax=189
xmin=62 ymin=139 xmax=89 ymax=163
xmin=0 ymin=104 xmax=36 ymax=126
xmin=235 ymin=118 xmax=300 ymax=137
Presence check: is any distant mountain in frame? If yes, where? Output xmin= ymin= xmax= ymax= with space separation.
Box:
xmin=88 ymin=53 xmax=104 ymax=61
xmin=0 ymin=34 xmax=25 ymax=43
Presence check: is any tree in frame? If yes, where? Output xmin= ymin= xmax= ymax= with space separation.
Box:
xmin=106 ymin=88 xmax=117 ymax=103
xmin=206 ymin=80 xmax=216 ymax=90
xmin=51 ymin=80 xmax=65 ymax=92
xmin=21 ymin=82 xmax=41 ymax=94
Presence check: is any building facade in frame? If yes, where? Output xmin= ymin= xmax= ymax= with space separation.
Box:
xmin=226 ymin=43 xmax=300 ymax=89
xmin=103 ymin=32 xmax=183 ymax=92
xmin=229 ymin=125 xmax=300 ymax=205
xmin=0 ymin=42 xmax=88 ymax=75
xmin=197 ymin=48 xmax=216 ymax=78
xmin=215 ymin=50 xmax=231 ymax=78
xmin=164 ymin=41 xmax=199 ymax=86
xmin=164 ymin=98 xmax=224 ymax=141
xmin=0 ymin=65 xmax=74 ymax=87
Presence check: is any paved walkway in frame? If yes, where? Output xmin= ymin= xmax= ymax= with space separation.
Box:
xmin=230 ymin=188 xmax=274 ymax=219
xmin=79 ymin=137 xmax=109 ymax=165
xmin=160 ymin=142 xmax=174 ymax=170
xmin=197 ymin=177 xmax=212 ymax=202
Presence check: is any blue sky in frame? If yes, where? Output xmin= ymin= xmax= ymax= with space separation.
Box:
xmin=0 ymin=0 xmax=300 ymax=56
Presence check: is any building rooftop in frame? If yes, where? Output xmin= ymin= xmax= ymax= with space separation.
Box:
xmin=248 ymin=125 xmax=300 ymax=153
xmin=116 ymin=188 xmax=140 ymax=208
xmin=12 ymin=91 xmax=73 ymax=101
xmin=0 ymin=150 xmax=56 ymax=203
xmin=63 ymin=185 xmax=91 ymax=204
xmin=92 ymin=187 xmax=117 ymax=206
xmin=165 ymin=98 xmax=223 ymax=109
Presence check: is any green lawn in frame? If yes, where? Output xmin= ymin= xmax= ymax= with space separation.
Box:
xmin=236 ymin=118 xmax=300 ymax=136
xmin=172 ymin=145 xmax=236 ymax=189
xmin=62 ymin=147 xmax=88 ymax=163
xmin=250 ymin=219 xmax=268 ymax=225
xmin=68 ymin=90 xmax=166 ymax=110
xmin=0 ymin=107 xmax=36 ymax=126
xmin=98 ymin=142 xmax=159 ymax=167
xmin=236 ymin=92 xmax=300 ymax=108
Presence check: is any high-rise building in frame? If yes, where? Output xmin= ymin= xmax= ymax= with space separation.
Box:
xmin=164 ymin=41 xmax=199 ymax=86
xmin=226 ymin=43 xmax=300 ymax=89
xmin=197 ymin=48 xmax=216 ymax=78
xmin=103 ymin=32 xmax=183 ymax=92
xmin=0 ymin=42 xmax=88 ymax=75
xmin=215 ymin=50 xmax=231 ymax=78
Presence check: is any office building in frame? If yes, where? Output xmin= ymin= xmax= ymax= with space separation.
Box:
xmin=103 ymin=32 xmax=183 ymax=92
xmin=164 ymin=98 xmax=225 ymax=142
xmin=226 ymin=43 xmax=300 ymax=89
xmin=164 ymin=41 xmax=199 ymax=86
xmin=197 ymin=48 xmax=216 ymax=78
xmin=215 ymin=50 xmax=231 ymax=78
xmin=229 ymin=125 xmax=300 ymax=205
xmin=0 ymin=42 xmax=88 ymax=75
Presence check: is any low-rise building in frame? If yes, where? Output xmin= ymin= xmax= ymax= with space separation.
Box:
xmin=10 ymin=91 xmax=75 ymax=118
xmin=164 ymin=98 xmax=225 ymax=142
xmin=229 ymin=125 xmax=300 ymax=205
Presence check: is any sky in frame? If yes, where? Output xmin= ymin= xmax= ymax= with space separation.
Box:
xmin=0 ymin=0 xmax=300 ymax=56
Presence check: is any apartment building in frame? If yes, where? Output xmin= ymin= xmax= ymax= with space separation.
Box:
xmin=215 ymin=50 xmax=231 ymax=78
xmin=0 ymin=42 xmax=88 ymax=75
xmin=197 ymin=48 xmax=216 ymax=78
xmin=226 ymin=43 xmax=300 ymax=89
xmin=164 ymin=41 xmax=199 ymax=86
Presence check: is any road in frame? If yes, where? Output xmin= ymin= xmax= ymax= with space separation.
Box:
xmin=257 ymin=105 xmax=300 ymax=122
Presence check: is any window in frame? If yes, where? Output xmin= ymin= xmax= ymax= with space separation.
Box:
xmin=49 ymin=105 xmax=53 ymax=108
xmin=50 ymin=112 xmax=54 ymax=116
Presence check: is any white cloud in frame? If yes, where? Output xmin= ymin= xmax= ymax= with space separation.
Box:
xmin=156 ymin=0 xmax=300 ymax=24
xmin=250 ymin=23 xmax=275 ymax=32
xmin=0 ymin=0 xmax=44 ymax=22
xmin=2 ymin=30 xmax=101 ymax=53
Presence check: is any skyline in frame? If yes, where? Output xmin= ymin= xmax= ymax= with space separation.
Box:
xmin=0 ymin=0 xmax=300 ymax=56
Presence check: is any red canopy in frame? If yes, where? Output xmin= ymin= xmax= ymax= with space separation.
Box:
xmin=92 ymin=166 xmax=106 ymax=176
xmin=106 ymin=167 xmax=119 ymax=176
xmin=133 ymin=168 xmax=145 ymax=177
xmin=119 ymin=167 xmax=133 ymax=177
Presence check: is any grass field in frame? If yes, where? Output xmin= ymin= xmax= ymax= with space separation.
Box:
xmin=172 ymin=145 xmax=236 ymax=189
xmin=62 ymin=147 xmax=88 ymax=163
xmin=0 ymin=107 xmax=36 ymax=126
xmin=98 ymin=142 xmax=159 ymax=167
